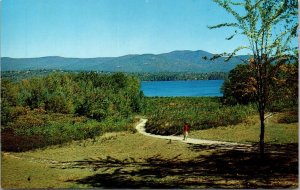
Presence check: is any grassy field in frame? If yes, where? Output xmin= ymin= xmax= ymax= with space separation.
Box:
xmin=189 ymin=113 xmax=298 ymax=144
xmin=1 ymin=97 xmax=298 ymax=188
xmin=2 ymin=115 xmax=298 ymax=188
xmin=2 ymin=131 xmax=200 ymax=188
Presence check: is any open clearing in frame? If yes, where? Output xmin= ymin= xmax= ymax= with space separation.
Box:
xmin=1 ymin=114 xmax=298 ymax=188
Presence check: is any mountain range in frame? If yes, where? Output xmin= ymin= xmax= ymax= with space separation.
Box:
xmin=1 ymin=50 xmax=249 ymax=73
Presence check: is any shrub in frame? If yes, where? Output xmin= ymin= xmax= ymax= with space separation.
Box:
xmin=1 ymin=110 xmax=135 ymax=152
xmin=144 ymin=97 xmax=256 ymax=135
xmin=277 ymin=112 xmax=298 ymax=124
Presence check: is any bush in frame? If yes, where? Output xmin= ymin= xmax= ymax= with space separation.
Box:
xmin=277 ymin=112 xmax=298 ymax=124
xmin=144 ymin=97 xmax=256 ymax=135
xmin=1 ymin=72 xmax=144 ymax=151
xmin=2 ymin=72 xmax=143 ymax=120
xmin=1 ymin=111 xmax=135 ymax=152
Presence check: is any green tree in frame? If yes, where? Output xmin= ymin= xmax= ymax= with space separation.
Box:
xmin=18 ymin=78 xmax=46 ymax=109
xmin=1 ymin=80 xmax=19 ymax=125
xmin=209 ymin=0 xmax=298 ymax=156
xmin=222 ymin=64 xmax=257 ymax=105
xmin=269 ymin=62 xmax=298 ymax=110
xmin=111 ymin=72 xmax=128 ymax=89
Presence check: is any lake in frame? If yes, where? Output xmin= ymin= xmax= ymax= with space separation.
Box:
xmin=141 ymin=80 xmax=224 ymax=97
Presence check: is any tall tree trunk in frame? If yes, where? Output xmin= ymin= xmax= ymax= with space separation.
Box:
xmin=259 ymin=108 xmax=265 ymax=158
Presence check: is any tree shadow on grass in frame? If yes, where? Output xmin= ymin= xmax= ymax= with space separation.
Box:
xmin=60 ymin=143 xmax=298 ymax=188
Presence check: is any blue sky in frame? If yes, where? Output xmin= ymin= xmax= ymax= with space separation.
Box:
xmin=2 ymin=0 xmax=254 ymax=58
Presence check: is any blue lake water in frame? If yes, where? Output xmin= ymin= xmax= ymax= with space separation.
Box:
xmin=141 ymin=80 xmax=224 ymax=97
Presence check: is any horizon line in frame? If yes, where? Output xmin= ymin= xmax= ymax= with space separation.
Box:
xmin=1 ymin=49 xmax=249 ymax=59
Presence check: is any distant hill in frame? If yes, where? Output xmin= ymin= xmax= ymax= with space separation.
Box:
xmin=1 ymin=50 xmax=249 ymax=72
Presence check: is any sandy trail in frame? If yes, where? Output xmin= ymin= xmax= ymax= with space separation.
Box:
xmin=136 ymin=118 xmax=251 ymax=147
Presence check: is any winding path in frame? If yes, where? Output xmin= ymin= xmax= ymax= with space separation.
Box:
xmin=135 ymin=118 xmax=250 ymax=146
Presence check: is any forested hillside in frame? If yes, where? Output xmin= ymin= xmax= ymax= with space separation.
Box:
xmin=1 ymin=50 xmax=248 ymax=72
xmin=2 ymin=70 xmax=228 ymax=82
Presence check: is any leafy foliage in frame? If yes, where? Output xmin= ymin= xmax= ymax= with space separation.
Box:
xmin=1 ymin=110 xmax=135 ymax=152
xmin=221 ymin=64 xmax=257 ymax=105
xmin=132 ymin=72 xmax=228 ymax=81
xmin=2 ymin=72 xmax=143 ymax=119
xmin=2 ymin=70 xmax=228 ymax=82
xmin=210 ymin=0 xmax=298 ymax=155
xmin=143 ymin=97 xmax=256 ymax=135
xmin=1 ymin=72 xmax=143 ymax=151
xmin=222 ymin=62 xmax=298 ymax=111
xmin=268 ymin=62 xmax=298 ymax=111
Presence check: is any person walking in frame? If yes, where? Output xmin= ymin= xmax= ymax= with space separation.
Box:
xmin=183 ymin=122 xmax=190 ymax=141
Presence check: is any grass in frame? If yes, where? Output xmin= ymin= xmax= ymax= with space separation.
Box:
xmin=2 ymin=125 xmax=298 ymax=188
xmin=1 ymin=154 xmax=92 ymax=188
xmin=1 ymin=132 xmax=201 ymax=188
xmin=189 ymin=113 xmax=298 ymax=144
xmin=1 ymin=98 xmax=298 ymax=188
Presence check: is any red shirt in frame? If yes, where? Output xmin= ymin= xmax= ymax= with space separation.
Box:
xmin=183 ymin=124 xmax=190 ymax=132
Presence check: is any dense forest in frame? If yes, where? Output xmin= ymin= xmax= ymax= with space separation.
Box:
xmin=132 ymin=72 xmax=227 ymax=81
xmin=1 ymin=70 xmax=227 ymax=82
xmin=1 ymin=50 xmax=247 ymax=72
xmin=1 ymin=72 xmax=144 ymax=151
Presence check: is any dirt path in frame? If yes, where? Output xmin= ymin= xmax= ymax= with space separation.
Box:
xmin=136 ymin=118 xmax=251 ymax=147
